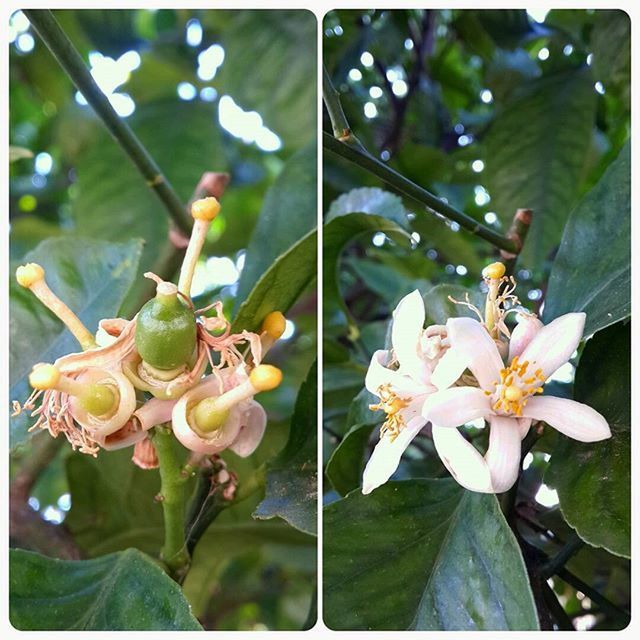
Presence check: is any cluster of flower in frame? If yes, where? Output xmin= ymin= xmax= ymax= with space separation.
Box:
xmin=364 ymin=261 xmax=611 ymax=495
xmin=13 ymin=197 xmax=283 ymax=470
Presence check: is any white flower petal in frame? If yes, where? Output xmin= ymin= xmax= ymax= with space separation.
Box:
xmin=509 ymin=314 xmax=544 ymax=361
xmin=229 ymin=402 xmax=267 ymax=457
xmin=446 ymin=317 xmax=503 ymax=390
xmin=430 ymin=346 xmax=468 ymax=391
xmin=365 ymin=349 xmax=428 ymax=397
xmin=362 ymin=417 xmax=426 ymax=494
xmin=519 ymin=313 xmax=585 ymax=378
xmin=485 ymin=416 xmax=522 ymax=493
xmin=423 ymin=386 xmax=490 ymax=428
xmin=391 ymin=290 xmax=429 ymax=382
xmin=522 ymin=396 xmax=611 ymax=442
xmin=517 ymin=418 xmax=532 ymax=439
xmin=432 ymin=425 xmax=493 ymax=493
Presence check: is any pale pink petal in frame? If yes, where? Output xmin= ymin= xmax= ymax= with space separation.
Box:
xmin=134 ymin=397 xmax=177 ymax=430
xmin=522 ymin=396 xmax=611 ymax=442
xmin=229 ymin=402 xmax=267 ymax=457
xmin=485 ymin=416 xmax=522 ymax=493
xmin=432 ymin=425 xmax=494 ymax=493
xmin=423 ymin=386 xmax=491 ymax=428
xmin=445 ymin=317 xmax=503 ymax=390
xmin=429 ymin=346 xmax=468 ymax=391
xmin=391 ymin=290 xmax=427 ymax=381
xmin=519 ymin=313 xmax=585 ymax=378
xmin=362 ymin=417 xmax=426 ymax=494
xmin=517 ymin=418 xmax=532 ymax=439
xmin=365 ymin=350 xmax=428 ymax=397
xmin=508 ymin=314 xmax=544 ymax=361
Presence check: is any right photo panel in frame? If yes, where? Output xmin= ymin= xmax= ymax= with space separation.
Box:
xmin=322 ymin=9 xmax=630 ymax=632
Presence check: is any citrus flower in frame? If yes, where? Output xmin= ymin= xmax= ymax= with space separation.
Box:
xmin=361 ymin=290 xmax=446 ymax=495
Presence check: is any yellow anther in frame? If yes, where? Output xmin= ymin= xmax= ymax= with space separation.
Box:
xmin=535 ymin=387 xmax=544 ymax=394
xmin=504 ymin=386 xmax=523 ymax=402
xmin=16 ymin=263 xmax=45 ymax=288
xmin=482 ymin=261 xmax=506 ymax=280
xmin=29 ymin=364 xmax=60 ymax=390
xmin=250 ymin=364 xmax=282 ymax=392
xmin=484 ymin=390 xmax=492 ymax=396
xmin=191 ymin=197 xmax=221 ymax=222
xmin=261 ymin=311 xmax=286 ymax=340
xmin=524 ymin=376 xmax=536 ymax=384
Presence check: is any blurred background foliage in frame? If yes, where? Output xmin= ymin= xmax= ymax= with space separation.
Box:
xmin=10 ymin=8 xmax=316 ymax=630
xmin=323 ymin=8 xmax=629 ymax=631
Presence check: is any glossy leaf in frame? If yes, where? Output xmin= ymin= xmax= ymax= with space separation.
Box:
xmin=232 ymin=229 xmax=316 ymax=333
xmin=9 ymin=548 xmax=202 ymax=630
xmin=543 ymin=141 xmax=630 ymax=335
xmin=326 ymin=423 xmax=376 ymax=496
xmin=236 ymin=143 xmax=317 ymax=307
xmin=254 ymin=363 xmax=317 ymax=535
xmin=9 ymin=237 xmax=143 ymax=449
xmin=545 ymin=321 xmax=630 ymax=558
xmin=484 ymin=67 xmax=596 ymax=267
xmin=423 ymin=283 xmax=484 ymax=324
xmin=324 ymin=480 xmax=538 ymax=630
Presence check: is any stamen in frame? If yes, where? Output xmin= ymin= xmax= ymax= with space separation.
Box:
xmin=371 ymin=383 xmax=410 ymax=442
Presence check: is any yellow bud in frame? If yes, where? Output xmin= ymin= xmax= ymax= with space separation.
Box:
xmin=16 ymin=263 xmax=45 ymax=288
xmin=262 ymin=311 xmax=286 ymax=340
xmin=250 ymin=365 xmax=282 ymax=392
xmin=191 ymin=197 xmax=221 ymax=222
xmin=504 ymin=386 xmax=523 ymax=402
xmin=482 ymin=262 xmax=506 ymax=280
xmin=29 ymin=364 xmax=60 ymax=390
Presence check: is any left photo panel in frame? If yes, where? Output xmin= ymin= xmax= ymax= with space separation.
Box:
xmin=8 ymin=8 xmax=317 ymax=632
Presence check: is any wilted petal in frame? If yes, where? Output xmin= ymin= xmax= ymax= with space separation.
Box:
xmin=444 ymin=317 xmax=503 ymax=391
xmin=522 ymin=396 xmax=611 ymax=442
xmin=485 ymin=416 xmax=521 ymax=493
xmin=362 ymin=417 xmax=426 ymax=495
xmin=423 ymin=386 xmax=490 ymax=428
xmin=229 ymin=402 xmax=267 ymax=457
xmin=519 ymin=313 xmax=585 ymax=378
xmin=432 ymin=425 xmax=493 ymax=493
xmin=508 ymin=313 xmax=544 ymax=361
xmin=391 ymin=290 xmax=427 ymax=382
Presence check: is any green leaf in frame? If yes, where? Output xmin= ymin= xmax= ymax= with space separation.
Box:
xmin=236 ymin=143 xmax=317 ymax=307
xmin=72 ymin=100 xmax=226 ymax=311
xmin=545 ymin=321 xmax=630 ymax=558
xmin=65 ymin=448 xmax=165 ymax=557
xmin=232 ymin=229 xmax=317 ymax=333
xmin=183 ymin=521 xmax=315 ymax=618
xmin=543 ymin=141 xmax=630 ymax=335
xmin=326 ymin=423 xmax=376 ymax=496
xmin=324 ymin=480 xmax=538 ymax=630
xmin=214 ymin=10 xmax=317 ymax=150
xmin=323 ymin=188 xmax=411 ymax=325
xmin=423 ymin=283 xmax=484 ymax=324
xmin=9 ymin=237 xmax=143 ymax=449
xmin=484 ymin=67 xmax=596 ymax=267
xmin=254 ymin=362 xmax=317 ymax=535
xmin=9 ymin=548 xmax=202 ymax=630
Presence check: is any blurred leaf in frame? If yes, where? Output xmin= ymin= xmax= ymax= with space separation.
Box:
xmin=9 ymin=237 xmax=143 ymax=449
xmin=484 ymin=67 xmax=596 ymax=267
xmin=10 ymin=548 xmax=201 ymax=630
xmin=546 ymin=321 xmax=630 ymax=558
xmin=232 ymin=229 xmax=316 ymax=333
xmin=544 ymin=141 xmax=629 ymax=335
xmin=72 ymin=100 xmax=226 ymax=311
xmin=485 ymin=49 xmax=540 ymax=103
xmin=324 ymin=480 xmax=538 ymax=630
xmin=326 ymin=423 xmax=376 ymax=496
xmin=215 ymin=10 xmax=317 ymax=150
xmin=65 ymin=448 xmax=167 ymax=557
xmin=183 ymin=521 xmax=314 ymax=618
xmin=236 ymin=143 xmax=317 ymax=307
xmin=9 ymin=146 xmax=33 ymax=162
xmin=254 ymin=362 xmax=317 ymax=535
xmin=10 ymin=215 xmax=64 ymax=259
xmin=324 ymin=188 xmax=411 ymax=325
xmin=423 ymin=283 xmax=484 ymax=324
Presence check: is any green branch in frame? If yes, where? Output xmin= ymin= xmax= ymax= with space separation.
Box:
xmin=322 ymin=67 xmax=520 ymax=255
xmin=24 ymin=9 xmax=192 ymax=234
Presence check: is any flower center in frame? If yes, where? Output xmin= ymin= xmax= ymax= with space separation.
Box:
xmin=370 ymin=383 xmax=409 ymax=441
xmin=485 ymin=355 xmax=546 ymax=417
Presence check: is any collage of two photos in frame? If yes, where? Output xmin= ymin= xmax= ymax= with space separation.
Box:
xmin=7 ymin=6 xmax=632 ymax=635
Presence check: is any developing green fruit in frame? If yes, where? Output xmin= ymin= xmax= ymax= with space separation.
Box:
xmin=135 ymin=280 xmax=197 ymax=370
